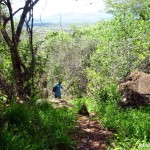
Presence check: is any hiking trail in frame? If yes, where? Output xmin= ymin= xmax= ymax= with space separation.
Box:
xmin=49 ymin=98 xmax=114 ymax=150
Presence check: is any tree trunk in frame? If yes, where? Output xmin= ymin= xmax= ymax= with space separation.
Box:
xmin=10 ymin=45 xmax=25 ymax=99
xmin=0 ymin=0 xmax=40 ymax=100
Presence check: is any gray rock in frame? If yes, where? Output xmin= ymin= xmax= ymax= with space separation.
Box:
xmin=119 ymin=71 xmax=150 ymax=107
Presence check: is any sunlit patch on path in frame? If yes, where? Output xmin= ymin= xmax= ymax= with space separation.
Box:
xmin=49 ymin=98 xmax=114 ymax=150
xmin=49 ymin=98 xmax=74 ymax=108
xmin=74 ymin=116 xmax=114 ymax=150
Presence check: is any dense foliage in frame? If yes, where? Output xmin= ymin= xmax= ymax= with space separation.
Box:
xmin=43 ymin=13 xmax=150 ymax=98
xmin=0 ymin=101 xmax=76 ymax=150
xmin=73 ymin=97 xmax=150 ymax=149
xmin=0 ymin=0 xmax=150 ymax=149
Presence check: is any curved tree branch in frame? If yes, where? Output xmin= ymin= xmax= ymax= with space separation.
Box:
xmin=7 ymin=0 xmax=16 ymax=45
xmin=13 ymin=7 xmax=24 ymax=16
xmin=0 ymin=0 xmax=40 ymax=100
xmin=16 ymin=0 xmax=40 ymax=43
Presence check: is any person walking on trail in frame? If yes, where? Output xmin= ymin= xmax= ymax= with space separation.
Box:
xmin=52 ymin=82 xmax=64 ymax=99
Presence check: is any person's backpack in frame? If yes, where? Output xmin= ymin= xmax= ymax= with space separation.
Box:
xmin=52 ymin=84 xmax=57 ymax=92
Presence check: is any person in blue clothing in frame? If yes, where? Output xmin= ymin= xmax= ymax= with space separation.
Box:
xmin=52 ymin=81 xmax=63 ymax=99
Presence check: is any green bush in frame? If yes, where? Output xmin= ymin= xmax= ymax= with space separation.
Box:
xmin=0 ymin=101 xmax=76 ymax=150
xmin=95 ymin=101 xmax=150 ymax=149
xmin=73 ymin=93 xmax=150 ymax=149
xmin=5 ymin=103 xmax=30 ymax=127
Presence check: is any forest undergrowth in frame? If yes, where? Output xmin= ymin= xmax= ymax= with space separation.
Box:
xmin=0 ymin=0 xmax=150 ymax=149
xmin=0 ymin=93 xmax=149 ymax=150
xmin=73 ymin=96 xmax=150 ymax=150
xmin=0 ymin=100 xmax=76 ymax=150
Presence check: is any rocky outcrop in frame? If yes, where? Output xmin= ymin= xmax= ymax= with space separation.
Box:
xmin=119 ymin=71 xmax=150 ymax=107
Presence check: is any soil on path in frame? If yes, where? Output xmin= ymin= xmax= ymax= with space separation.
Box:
xmin=49 ymin=98 xmax=114 ymax=150
xmin=74 ymin=115 xmax=114 ymax=150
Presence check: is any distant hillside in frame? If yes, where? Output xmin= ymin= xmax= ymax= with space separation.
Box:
xmin=33 ymin=12 xmax=112 ymax=27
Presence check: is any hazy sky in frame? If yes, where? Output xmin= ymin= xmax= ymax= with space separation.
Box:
xmin=12 ymin=0 xmax=105 ymax=18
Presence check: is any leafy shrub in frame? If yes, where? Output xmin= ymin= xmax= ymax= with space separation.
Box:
xmin=94 ymin=101 xmax=150 ymax=149
xmin=74 ymin=94 xmax=150 ymax=149
xmin=5 ymin=103 xmax=30 ymax=127
xmin=0 ymin=101 xmax=76 ymax=150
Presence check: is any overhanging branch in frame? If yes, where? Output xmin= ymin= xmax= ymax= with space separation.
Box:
xmin=16 ymin=0 xmax=40 ymax=43
xmin=13 ymin=7 xmax=24 ymax=16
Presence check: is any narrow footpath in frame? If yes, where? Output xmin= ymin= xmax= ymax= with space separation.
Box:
xmin=74 ymin=115 xmax=114 ymax=150
xmin=49 ymin=98 xmax=114 ymax=150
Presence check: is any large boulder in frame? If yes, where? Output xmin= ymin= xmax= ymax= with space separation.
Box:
xmin=119 ymin=71 xmax=150 ymax=107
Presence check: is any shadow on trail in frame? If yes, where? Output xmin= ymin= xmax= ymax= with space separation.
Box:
xmin=49 ymin=98 xmax=114 ymax=150
xmin=74 ymin=116 xmax=114 ymax=150
xmin=50 ymin=98 xmax=74 ymax=108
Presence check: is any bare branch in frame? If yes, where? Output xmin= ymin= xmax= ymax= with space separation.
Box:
xmin=1 ymin=29 xmax=12 ymax=45
xmin=7 ymin=0 xmax=16 ymax=46
xmin=0 ymin=2 xmax=11 ymax=45
xmin=0 ymin=1 xmax=10 ymax=28
xmin=16 ymin=0 xmax=40 ymax=43
xmin=13 ymin=7 xmax=24 ymax=16
xmin=0 ymin=9 xmax=24 ymax=28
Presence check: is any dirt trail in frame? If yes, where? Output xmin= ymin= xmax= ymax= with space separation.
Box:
xmin=49 ymin=98 xmax=114 ymax=150
xmin=50 ymin=98 xmax=74 ymax=108
xmin=75 ymin=116 xmax=114 ymax=150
